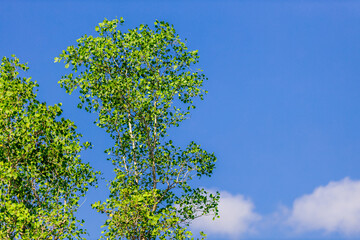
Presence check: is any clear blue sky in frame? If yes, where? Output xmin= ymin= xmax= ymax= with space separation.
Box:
xmin=2 ymin=1 xmax=360 ymax=239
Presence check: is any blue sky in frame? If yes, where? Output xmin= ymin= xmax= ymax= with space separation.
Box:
xmin=2 ymin=1 xmax=360 ymax=239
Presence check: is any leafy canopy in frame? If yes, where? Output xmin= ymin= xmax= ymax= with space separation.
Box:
xmin=0 ymin=56 xmax=98 ymax=239
xmin=57 ymin=18 xmax=219 ymax=239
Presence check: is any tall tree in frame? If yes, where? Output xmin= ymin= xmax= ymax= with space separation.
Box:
xmin=56 ymin=18 xmax=219 ymax=239
xmin=0 ymin=56 xmax=97 ymax=239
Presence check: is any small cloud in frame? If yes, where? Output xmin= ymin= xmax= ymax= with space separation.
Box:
xmin=191 ymin=190 xmax=260 ymax=239
xmin=287 ymin=177 xmax=360 ymax=235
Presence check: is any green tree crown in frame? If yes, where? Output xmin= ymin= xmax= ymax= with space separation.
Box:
xmin=57 ymin=18 xmax=219 ymax=240
xmin=0 ymin=56 xmax=98 ymax=239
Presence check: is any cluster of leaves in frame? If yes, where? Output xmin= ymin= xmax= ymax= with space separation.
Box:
xmin=57 ymin=18 xmax=219 ymax=239
xmin=0 ymin=56 xmax=98 ymax=239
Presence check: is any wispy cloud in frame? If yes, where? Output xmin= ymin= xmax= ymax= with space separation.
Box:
xmin=192 ymin=178 xmax=360 ymax=239
xmin=286 ymin=177 xmax=360 ymax=236
xmin=191 ymin=190 xmax=260 ymax=239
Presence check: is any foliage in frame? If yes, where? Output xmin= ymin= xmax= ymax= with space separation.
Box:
xmin=0 ymin=56 xmax=98 ymax=239
xmin=57 ymin=18 xmax=219 ymax=239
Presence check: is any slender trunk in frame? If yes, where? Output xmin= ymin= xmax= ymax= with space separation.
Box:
xmin=128 ymin=114 xmax=138 ymax=184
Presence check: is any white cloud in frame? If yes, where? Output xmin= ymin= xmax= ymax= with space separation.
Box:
xmin=191 ymin=190 xmax=260 ymax=239
xmin=287 ymin=177 xmax=360 ymax=235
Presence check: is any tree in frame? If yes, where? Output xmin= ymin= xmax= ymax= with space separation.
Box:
xmin=0 ymin=56 xmax=98 ymax=239
xmin=56 ymin=18 xmax=219 ymax=239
